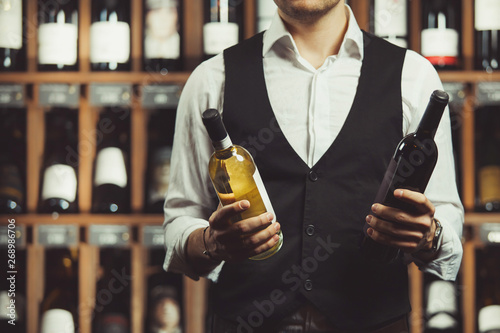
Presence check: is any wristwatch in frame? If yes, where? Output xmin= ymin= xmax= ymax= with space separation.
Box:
xmin=421 ymin=217 xmax=443 ymax=254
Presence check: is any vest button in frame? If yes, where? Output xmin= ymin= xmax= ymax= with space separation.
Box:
xmin=305 ymin=225 xmax=315 ymax=236
xmin=308 ymin=171 xmax=318 ymax=182
xmin=304 ymin=279 xmax=313 ymax=291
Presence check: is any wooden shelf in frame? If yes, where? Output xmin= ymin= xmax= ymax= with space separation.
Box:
xmin=464 ymin=213 xmax=500 ymax=226
xmin=0 ymin=72 xmax=190 ymax=84
xmin=0 ymin=213 xmax=164 ymax=225
xmin=439 ymin=70 xmax=500 ymax=83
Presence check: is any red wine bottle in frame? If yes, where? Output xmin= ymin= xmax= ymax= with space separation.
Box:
xmin=361 ymin=90 xmax=449 ymax=264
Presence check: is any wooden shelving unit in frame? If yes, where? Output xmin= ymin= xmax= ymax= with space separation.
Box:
xmin=1 ymin=0 xmax=499 ymax=332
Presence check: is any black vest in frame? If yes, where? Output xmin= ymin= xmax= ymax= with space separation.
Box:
xmin=211 ymin=31 xmax=411 ymax=331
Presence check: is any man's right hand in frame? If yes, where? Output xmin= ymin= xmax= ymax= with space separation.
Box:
xmin=205 ymin=200 xmax=281 ymax=262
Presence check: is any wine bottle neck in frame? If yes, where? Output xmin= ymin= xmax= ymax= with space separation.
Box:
xmin=415 ymin=90 xmax=449 ymax=139
xmin=212 ymin=135 xmax=233 ymax=151
xmin=415 ymin=108 xmax=445 ymax=139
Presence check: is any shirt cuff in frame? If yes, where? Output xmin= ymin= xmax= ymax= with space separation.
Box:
xmin=404 ymin=217 xmax=463 ymax=281
xmin=163 ymin=216 xmax=225 ymax=282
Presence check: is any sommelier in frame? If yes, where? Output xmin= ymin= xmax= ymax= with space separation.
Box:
xmin=163 ymin=1 xmax=464 ymax=332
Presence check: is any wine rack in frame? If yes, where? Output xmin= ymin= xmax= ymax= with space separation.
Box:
xmin=1 ymin=0 xmax=500 ymax=332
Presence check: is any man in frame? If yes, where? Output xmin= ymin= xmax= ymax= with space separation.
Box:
xmin=163 ymin=1 xmax=464 ymax=332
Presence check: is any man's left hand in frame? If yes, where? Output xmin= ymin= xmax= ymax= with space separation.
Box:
xmin=366 ymin=189 xmax=437 ymax=254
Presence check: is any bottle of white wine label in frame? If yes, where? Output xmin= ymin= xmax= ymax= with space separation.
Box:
xmin=202 ymin=108 xmax=283 ymax=260
xmin=361 ymin=90 xmax=449 ymax=264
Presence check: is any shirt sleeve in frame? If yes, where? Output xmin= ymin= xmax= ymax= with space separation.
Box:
xmin=401 ymin=50 xmax=464 ymax=281
xmin=162 ymin=56 xmax=226 ymax=282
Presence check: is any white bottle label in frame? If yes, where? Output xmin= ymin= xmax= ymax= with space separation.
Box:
xmin=41 ymin=164 xmax=77 ymax=202
xmin=90 ymin=21 xmax=130 ymax=63
xmin=253 ymin=168 xmax=276 ymax=223
xmin=38 ymin=23 xmax=78 ymax=65
xmin=475 ymin=0 xmax=500 ymax=31
xmin=374 ymin=0 xmax=407 ymax=37
xmin=0 ymin=0 xmax=23 ymax=49
xmin=144 ymin=5 xmax=180 ymax=59
xmin=203 ymin=22 xmax=238 ymax=55
xmin=421 ymin=28 xmax=459 ymax=57
xmin=94 ymin=147 xmax=128 ymax=188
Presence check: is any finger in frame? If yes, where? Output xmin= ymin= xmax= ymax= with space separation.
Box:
xmin=240 ymin=222 xmax=281 ymax=249
xmin=371 ymin=204 xmax=432 ymax=231
xmin=217 ymin=212 xmax=276 ymax=244
xmin=393 ymin=189 xmax=435 ymax=215
xmin=366 ymin=227 xmax=419 ymax=253
xmin=230 ymin=212 xmax=275 ymax=236
xmin=366 ymin=215 xmax=424 ymax=241
xmin=209 ymin=200 xmax=250 ymax=229
xmin=246 ymin=233 xmax=281 ymax=259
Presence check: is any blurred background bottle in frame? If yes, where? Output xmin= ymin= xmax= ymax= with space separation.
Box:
xmin=0 ymin=108 xmax=26 ymax=214
xmin=0 ymin=0 xmax=25 ymax=72
xmin=38 ymin=109 xmax=79 ymax=214
xmin=93 ymin=248 xmax=131 ymax=333
xmin=92 ymin=108 xmax=130 ymax=213
xmin=474 ymin=0 xmax=500 ymax=72
xmin=90 ymin=0 xmax=131 ymax=71
xmin=37 ymin=0 xmax=79 ymax=71
xmin=475 ymin=105 xmax=500 ymax=212
xmin=143 ymin=0 xmax=183 ymax=73
xmin=203 ymin=0 xmax=244 ymax=59
xmin=421 ymin=0 xmax=461 ymax=70
xmin=371 ymin=0 xmax=409 ymax=48
xmin=39 ymin=248 xmax=79 ymax=333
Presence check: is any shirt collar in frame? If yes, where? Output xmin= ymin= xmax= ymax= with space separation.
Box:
xmin=262 ymin=4 xmax=364 ymax=61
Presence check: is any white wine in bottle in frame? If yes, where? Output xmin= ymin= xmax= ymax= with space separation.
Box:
xmin=202 ymin=108 xmax=283 ymax=260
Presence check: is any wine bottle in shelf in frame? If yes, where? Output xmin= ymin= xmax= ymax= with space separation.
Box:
xmin=371 ymin=0 xmax=409 ymax=48
xmin=90 ymin=0 xmax=131 ymax=71
xmin=421 ymin=0 xmax=461 ymax=70
xmin=424 ymin=278 xmax=459 ymax=333
xmin=40 ymin=248 xmax=79 ymax=333
xmin=361 ymin=90 xmax=449 ymax=264
xmin=93 ymin=249 xmax=131 ymax=333
xmin=92 ymin=108 xmax=130 ymax=214
xmin=145 ymin=109 xmax=176 ymax=213
xmin=256 ymin=0 xmax=277 ymax=33
xmin=145 ymin=249 xmax=183 ymax=333
xmin=37 ymin=0 xmax=79 ymax=71
xmin=0 ymin=108 xmax=26 ymax=214
xmin=143 ymin=0 xmax=183 ymax=73
xmin=39 ymin=109 xmax=79 ymax=214
xmin=476 ymin=247 xmax=500 ymax=333
xmin=0 ymin=0 xmax=25 ymax=72
xmin=203 ymin=0 xmax=244 ymax=59
xmin=202 ymin=108 xmax=283 ymax=260
xmin=475 ymin=105 xmax=500 ymax=212
xmin=474 ymin=0 xmax=500 ymax=72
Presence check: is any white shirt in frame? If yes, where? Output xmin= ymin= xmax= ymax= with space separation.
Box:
xmin=163 ymin=6 xmax=464 ymax=282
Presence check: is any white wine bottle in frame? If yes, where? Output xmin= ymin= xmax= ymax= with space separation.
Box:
xmin=202 ymin=108 xmax=283 ymax=260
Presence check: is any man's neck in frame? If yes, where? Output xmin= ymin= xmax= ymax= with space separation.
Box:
xmin=279 ymin=5 xmax=349 ymax=69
